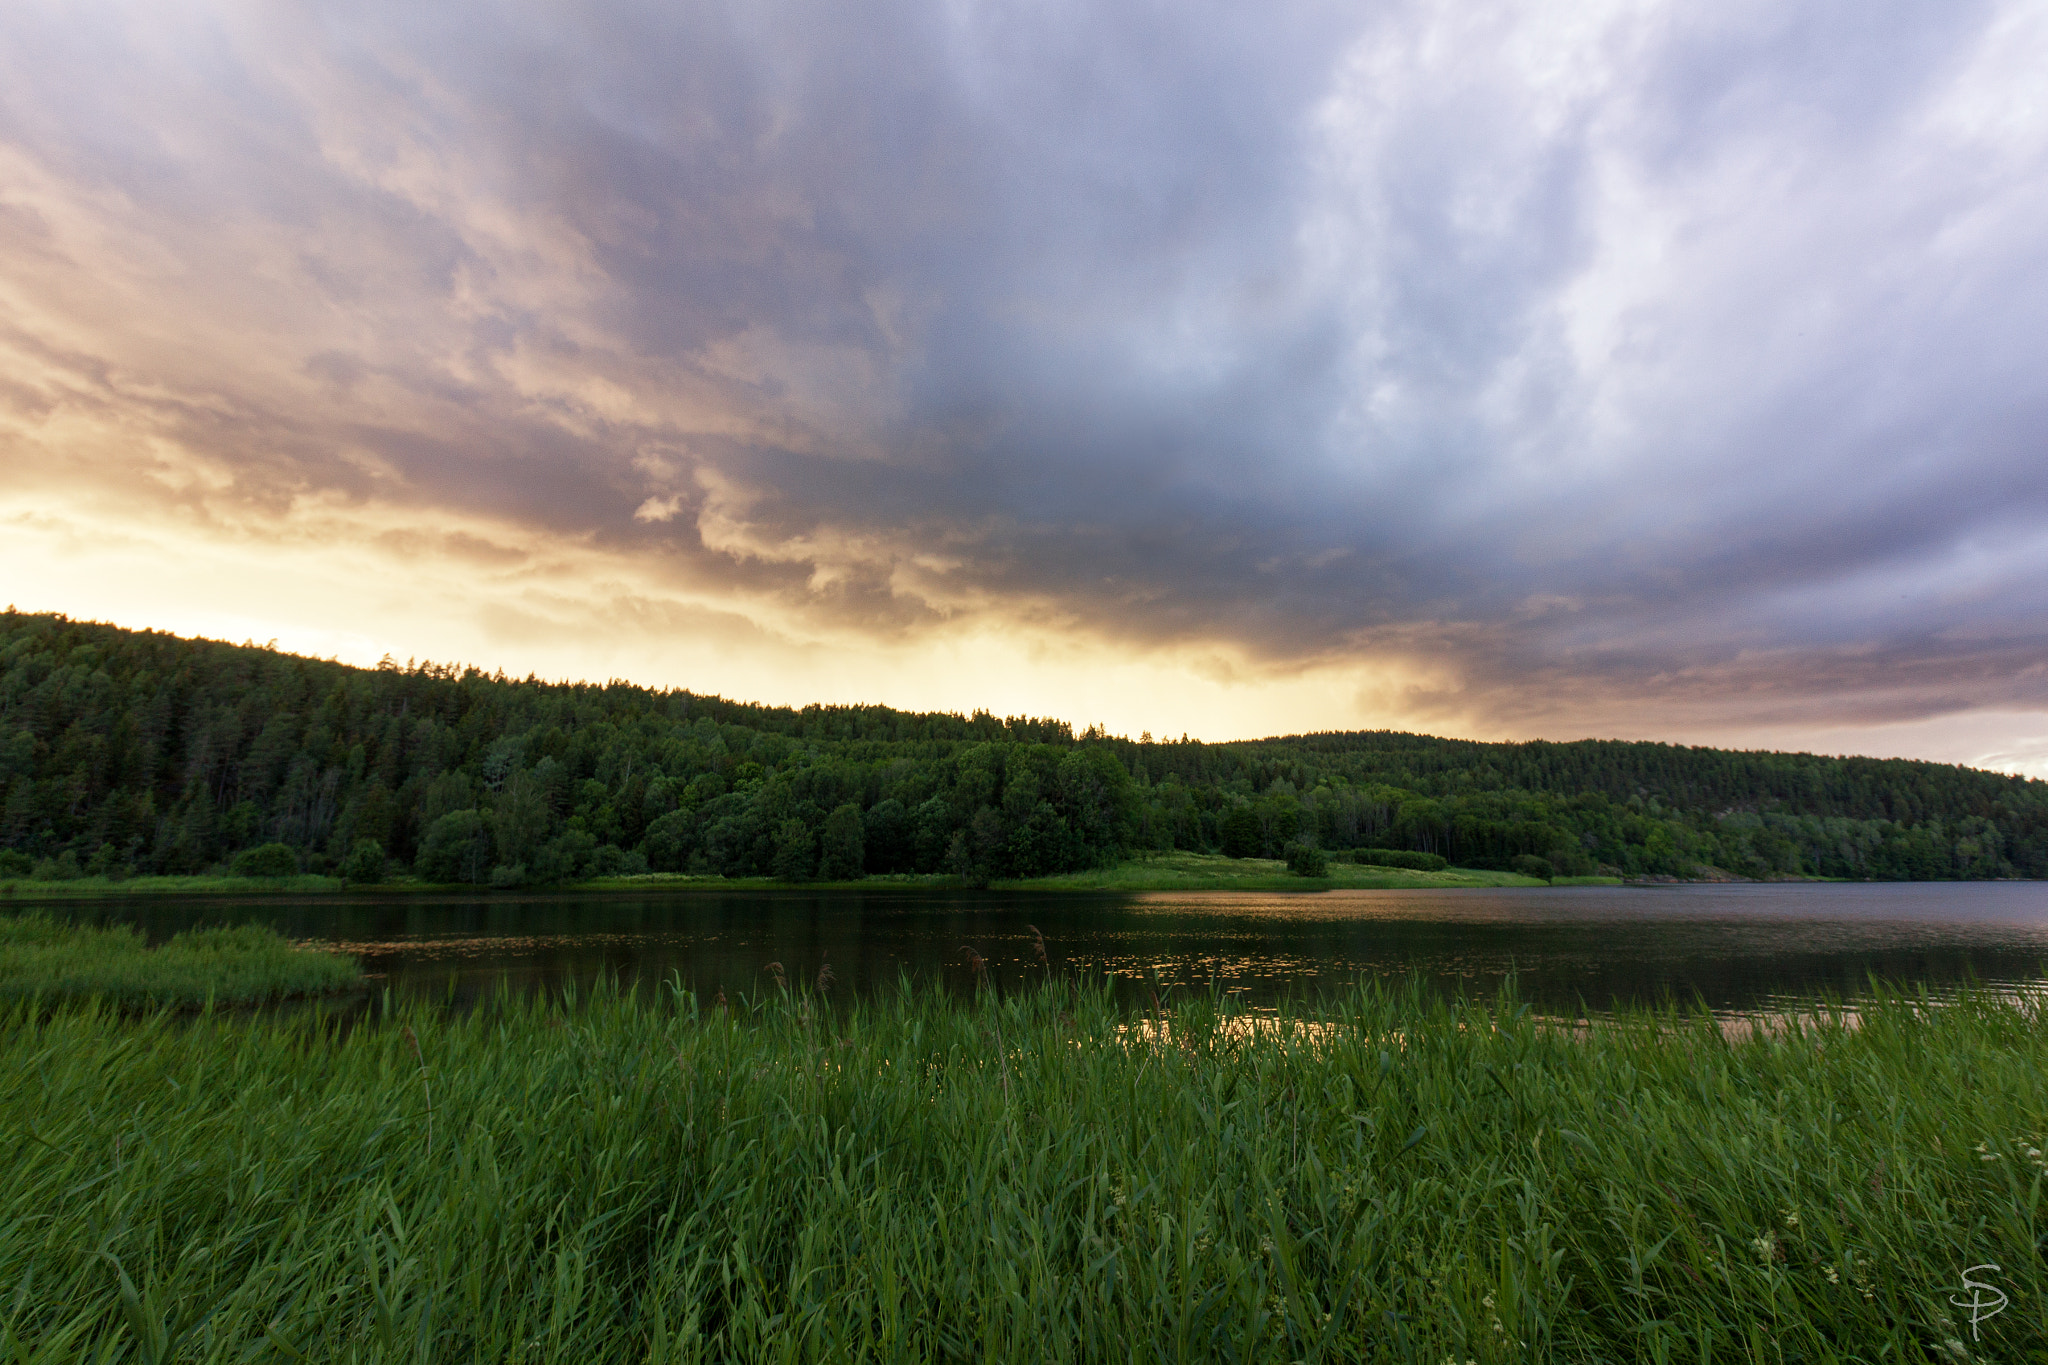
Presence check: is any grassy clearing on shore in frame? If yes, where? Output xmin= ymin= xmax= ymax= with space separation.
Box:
xmin=5 ymin=976 xmax=2043 ymax=1361
xmin=0 ymin=913 xmax=361 ymax=1008
xmin=995 ymin=849 xmax=1552 ymax=891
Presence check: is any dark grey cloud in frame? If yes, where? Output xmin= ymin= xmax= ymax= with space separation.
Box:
xmin=4 ymin=0 xmax=2048 ymax=733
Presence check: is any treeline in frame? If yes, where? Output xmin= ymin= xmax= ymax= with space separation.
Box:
xmin=2 ymin=612 xmax=2043 ymax=884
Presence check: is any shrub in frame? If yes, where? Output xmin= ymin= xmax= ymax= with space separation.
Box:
xmin=1218 ymin=804 xmax=1263 ymax=859
xmin=85 ymin=843 xmax=127 ymax=878
xmin=230 ymin=843 xmax=299 ymax=878
xmin=1511 ymin=853 xmax=1556 ymax=881
xmin=1284 ymin=841 xmax=1328 ymax=877
xmin=416 ymin=810 xmax=492 ymax=883
xmin=945 ymin=831 xmax=988 ymax=888
xmin=1351 ymin=848 xmax=1447 ymax=872
xmin=642 ymin=810 xmax=696 ymax=872
xmin=0 ymin=849 xmax=32 ymax=877
xmin=771 ymin=819 xmax=816 ymax=881
xmin=340 ymin=839 xmax=385 ymax=884
xmin=31 ymin=851 xmax=81 ymax=881
xmin=588 ymin=844 xmax=647 ymax=878
xmin=819 ymin=803 xmax=865 ymax=881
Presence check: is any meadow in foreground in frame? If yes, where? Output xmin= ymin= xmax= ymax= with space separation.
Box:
xmin=3 ymin=973 xmax=2043 ymax=1362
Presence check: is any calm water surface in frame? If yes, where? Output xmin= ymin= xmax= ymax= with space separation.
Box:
xmin=48 ymin=880 xmax=2048 ymax=1017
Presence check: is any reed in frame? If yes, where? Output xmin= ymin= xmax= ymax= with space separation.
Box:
xmin=0 ymin=912 xmax=361 ymax=1008
xmin=2 ymin=975 xmax=2042 ymax=1361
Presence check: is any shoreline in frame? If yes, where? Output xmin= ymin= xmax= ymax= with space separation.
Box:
xmin=0 ymin=850 xmax=1984 ymax=901
xmin=0 ymin=851 xmax=1567 ymax=899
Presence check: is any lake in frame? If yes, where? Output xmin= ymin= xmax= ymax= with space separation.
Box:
xmin=40 ymin=880 xmax=2048 ymax=1018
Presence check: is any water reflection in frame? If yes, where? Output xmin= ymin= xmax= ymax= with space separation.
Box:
xmin=32 ymin=880 xmax=2048 ymax=1018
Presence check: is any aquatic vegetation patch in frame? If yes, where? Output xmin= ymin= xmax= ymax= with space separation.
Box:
xmin=0 ymin=912 xmax=361 ymax=1008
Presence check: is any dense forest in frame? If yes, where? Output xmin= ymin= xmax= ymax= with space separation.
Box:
xmin=3 ymin=612 xmax=2044 ymax=885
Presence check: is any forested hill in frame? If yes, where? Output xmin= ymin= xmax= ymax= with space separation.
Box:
xmin=3 ymin=611 xmax=2043 ymax=885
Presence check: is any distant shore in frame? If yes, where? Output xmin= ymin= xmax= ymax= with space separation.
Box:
xmin=8 ymin=852 xmax=1866 ymax=900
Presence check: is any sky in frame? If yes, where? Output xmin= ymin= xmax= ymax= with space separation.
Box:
xmin=4 ymin=0 xmax=2048 ymax=774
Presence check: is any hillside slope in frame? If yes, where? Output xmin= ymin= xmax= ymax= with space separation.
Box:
xmin=3 ymin=612 xmax=2042 ymax=884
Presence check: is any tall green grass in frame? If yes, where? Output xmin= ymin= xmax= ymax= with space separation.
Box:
xmin=0 ymin=913 xmax=361 ymax=1008
xmin=3 ymin=977 xmax=2042 ymax=1361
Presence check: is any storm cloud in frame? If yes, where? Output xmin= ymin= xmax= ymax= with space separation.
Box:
xmin=4 ymin=0 xmax=2047 ymax=751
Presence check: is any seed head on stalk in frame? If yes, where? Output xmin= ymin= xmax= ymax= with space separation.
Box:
xmin=1028 ymin=925 xmax=1050 ymax=971
xmin=815 ymin=960 xmax=836 ymax=994
xmin=960 ymin=945 xmax=1010 ymax=1098
xmin=763 ymin=962 xmax=786 ymax=991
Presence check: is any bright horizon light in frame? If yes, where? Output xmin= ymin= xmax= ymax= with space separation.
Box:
xmin=5 ymin=0 xmax=2048 ymax=777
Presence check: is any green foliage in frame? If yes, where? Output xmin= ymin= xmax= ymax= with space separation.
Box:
xmin=229 ymin=842 xmax=298 ymax=878
xmin=32 ymin=851 xmax=81 ymax=881
xmin=416 ymin=810 xmax=491 ymax=884
xmin=1283 ymin=841 xmax=1327 ymax=877
xmin=819 ymin=802 xmax=865 ymax=880
xmin=489 ymin=770 xmax=549 ymax=867
xmin=1511 ymin=853 xmax=1556 ymax=881
xmin=771 ymin=818 xmax=816 ymax=881
xmin=0 ymin=912 xmax=359 ymax=1006
xmin=340 ymin=838 xmax=386 ymax=884
xmin=587 ymin=843 xmax=647 ymax=879
xmin=6 ymin=979 xmax=2048 ymax=1358
xmin=2 ymin=611 xmax=2043 ymax=889
xmin=1350 ymin=848 xmax=1449 ymax=872
xmin=862 ymin=798 xmax=910 ymax=873
xmin=1218 ymin=802 xmax=1262 ymax=858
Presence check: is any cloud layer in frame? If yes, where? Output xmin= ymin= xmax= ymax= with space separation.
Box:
xmin=5 ymin=0 xmax=2048 ymax=760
